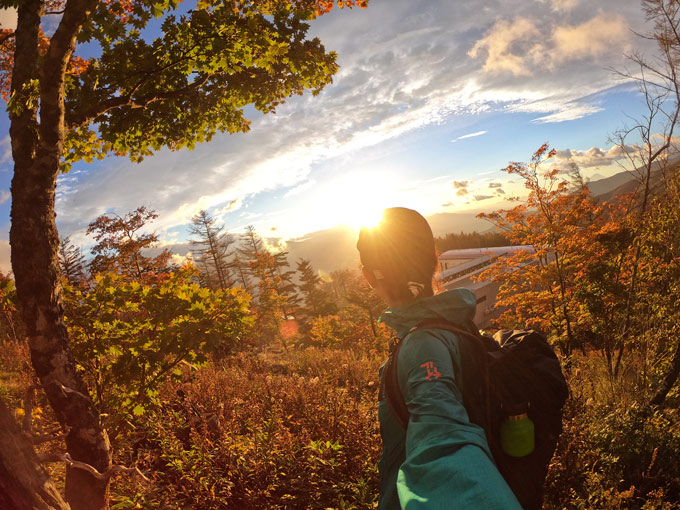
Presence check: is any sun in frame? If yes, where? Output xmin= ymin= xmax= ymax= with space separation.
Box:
xmin=342 ymin=201 xmax=385 ymax=231
xmin=317 ymin=173 xmax=398 ymax=231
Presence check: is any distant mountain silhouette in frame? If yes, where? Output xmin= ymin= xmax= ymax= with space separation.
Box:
xmin=589 ymin=155 xmax=679 ymax=203
xmin=288 ymin=168 xmax=667 ymax=274
xmin=285 ymin=213 xmax=494 ymax=274
xmin=586 ymin=171 xmax=637 ymax=198
xmin=285 ymin=225 xmax=361 ymax=275
xmin=425 ymin=212 xmax=496 ymax=236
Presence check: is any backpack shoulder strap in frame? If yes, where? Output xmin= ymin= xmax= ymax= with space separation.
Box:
xmin=382 ymin=319 xmax=494 ymax=433
xmin=381 ymin=336 xmax=410 ymax=429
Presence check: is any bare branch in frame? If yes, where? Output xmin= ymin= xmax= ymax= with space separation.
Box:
xmin=39 ymin=452 xmax=151 ymax=483
xmin=48 ymin=380 xmax=92 ymax=402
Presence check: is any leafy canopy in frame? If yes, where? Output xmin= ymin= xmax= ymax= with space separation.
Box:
xmin=65 ymin=265 xmax=253 ymax=438
xmin=0 ymin=0 xmax=368 ymax=170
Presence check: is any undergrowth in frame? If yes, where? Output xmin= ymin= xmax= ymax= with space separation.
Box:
xmin=2 ymin=340 xmax=679 ymax=509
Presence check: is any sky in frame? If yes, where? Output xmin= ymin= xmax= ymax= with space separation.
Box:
xmin=0 ymin=0 xmax=661 ymax=272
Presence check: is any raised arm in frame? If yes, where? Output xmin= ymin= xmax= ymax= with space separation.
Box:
xmin=396 ymin=331 xmax=521 ymax=510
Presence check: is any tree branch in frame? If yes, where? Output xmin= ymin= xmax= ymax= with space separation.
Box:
xmin=66 ymin=73 xmax=211 ymax=129
xmin=39 ymin=0 xmax=97 ymax=151
xmin=0 ymin=30 xmax=15 ymax=45
xmin=39 ymin=452 xmax=150 ymax=483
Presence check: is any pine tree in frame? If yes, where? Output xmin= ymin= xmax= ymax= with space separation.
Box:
xmin=236 ymin=225 xmax=266 ymax=299
xmin=59 ymin=236 xmax=87 ymax=287
xmin=297 ymin=258 xmax=336 ymax=318
xmin=238 ymin=226 xmax=297 ymax=318
xmin=272 ymin=251 xmax=299 ymax=319
xmin=188 ymin=210 xmax=234 ymax=290
xmin=238 ymin=225 xmax=265 ymax=259
xmin=231 ymin=253 xmax=254 ymax=294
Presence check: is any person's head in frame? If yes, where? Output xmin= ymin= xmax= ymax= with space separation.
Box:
xmin=356 ymin=207 xmax=437 ymax=306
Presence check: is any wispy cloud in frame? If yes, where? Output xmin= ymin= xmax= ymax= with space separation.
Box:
xmin=284 ymin=180 xmax=316 ymax=198
xmin=452 ymin=130 xmax=488 ymax=142
xmin=532 ymin=103 xmax=604 ymax=123
xmin=51 ymin=0 xmax=649 ymax=243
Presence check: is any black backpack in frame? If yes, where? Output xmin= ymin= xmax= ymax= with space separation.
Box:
xmin=381 ymin=319 xmax=569 ymax=510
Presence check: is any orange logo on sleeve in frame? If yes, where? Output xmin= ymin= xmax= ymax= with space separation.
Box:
xmin=420 ymin=361 xmax=441 ymax=381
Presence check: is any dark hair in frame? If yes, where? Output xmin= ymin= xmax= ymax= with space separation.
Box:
xmin=357 ymin=207 xmax=437 ymax=300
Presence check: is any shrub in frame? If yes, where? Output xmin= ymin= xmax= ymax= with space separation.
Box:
xmin=113 ymin=349 xmax=382 ymax=509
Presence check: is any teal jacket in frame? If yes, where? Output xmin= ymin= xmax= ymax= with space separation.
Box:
xmin=377 ymin=288 xmax=522 ymax=510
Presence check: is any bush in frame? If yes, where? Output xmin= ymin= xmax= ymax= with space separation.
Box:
xmin=545 ymin=353 xmax=680 ymax=510
xmin=113 ymin=349 xmax=382 ymax=509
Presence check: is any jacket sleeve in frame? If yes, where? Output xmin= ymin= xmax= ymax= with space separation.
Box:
xmin=395 ymin=330 xmax=522 ymax=510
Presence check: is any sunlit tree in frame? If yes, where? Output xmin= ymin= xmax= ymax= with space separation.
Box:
xmin=1 ymin=0 xmax=367 ymax=506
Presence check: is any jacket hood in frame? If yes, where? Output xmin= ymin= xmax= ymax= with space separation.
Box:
xmin=380 ymin=287 xmax=477 ymax=338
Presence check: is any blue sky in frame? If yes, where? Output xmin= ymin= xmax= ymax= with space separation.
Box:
xmin=0 ymin=0 xmax=659 ymax=270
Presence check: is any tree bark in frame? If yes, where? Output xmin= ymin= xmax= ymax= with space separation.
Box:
xmin=9 ymin=1 xmax=111 ymax=509
xmin=0 ymin=396 xmax=70 ymax=510
xmin=649 ymin=336 xmax=680 ymax=407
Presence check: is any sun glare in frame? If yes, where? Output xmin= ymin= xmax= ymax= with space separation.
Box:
xmin=317 ymin=172 xmax=400 ymax=232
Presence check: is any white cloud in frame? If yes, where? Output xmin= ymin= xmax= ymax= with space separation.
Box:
xmin=216 ymin=198 xmax=243 ymax=215
xmin=0 ymin=190 xmax=9 ymax=205
xmin=469 ymin=17 xmax=541 ymax=77
xmin=552 ymin=14 xmax=629 ymax=63
xmin=284 ymin=180 xmax=316 ymax=198
xmin=453 ymin=130 xmax=488 ymax=142
xmin=532 ymin=103 xmax=604 ymax=123
xmin=469 ymin=12 xmax=631 ymax=78
xmin=538 ymin=0 xmax=581 ymax=13
xmin=170 ymin=253 xmax=189 ymax=266
xmin=554 ymin=144 xmax=632 ymax=168
xmin=0 ymin=136 xmax=11 ymax=166
xmin=50 ymin=0 xmax=649 ymax=243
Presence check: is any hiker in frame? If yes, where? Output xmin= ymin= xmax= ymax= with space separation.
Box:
xmin=357 ymin=207 xmax=522 ymax=510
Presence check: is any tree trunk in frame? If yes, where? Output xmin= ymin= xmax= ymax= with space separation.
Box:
xmin=649 ymin=336 xmax=680 ymax=407
xmin=0 ymin=396 xmax=70 ymax=510
xmin=9 ymin=1 xmax=111 ymax=509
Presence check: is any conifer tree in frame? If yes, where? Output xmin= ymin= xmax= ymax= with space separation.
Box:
xmin=236 ymin=225 xmax=266 ymax=297
xmin=231 ymin=252 xmax=254 ymax=294
xmin=296 ymin=258 xmax=335 ymax=318
xmin=59 ymin=236 xmax=87 ymax=287
xmin=188 ymin=210 xmax=234 ymax=290
xmin=272 ymin=250 xmax=299 ymax=319
xmin=238 ymin=225 xmax=265 ymax=259
xmin=238 ymin=226 xmax=298 ymax=317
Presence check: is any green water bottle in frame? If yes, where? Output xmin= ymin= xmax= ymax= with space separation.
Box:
xmin=500 ymin=403 xmax=535 ymax=457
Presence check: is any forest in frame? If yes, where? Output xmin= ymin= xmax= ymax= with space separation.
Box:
xmin=1 ymin=0 xmax=680 ymax=509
